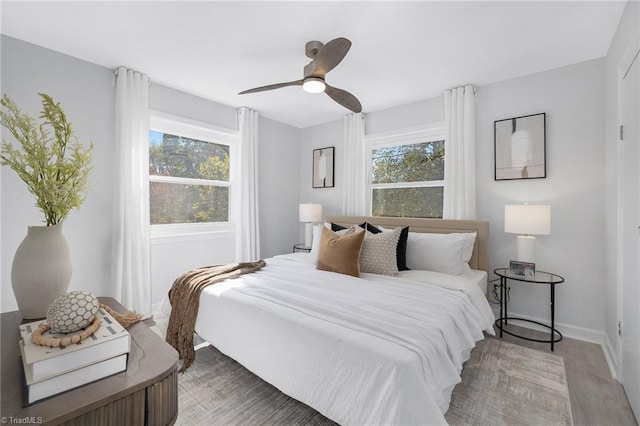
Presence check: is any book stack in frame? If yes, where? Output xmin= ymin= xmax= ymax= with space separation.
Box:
xmin=19 ymin=307 xmax=131 ymax=404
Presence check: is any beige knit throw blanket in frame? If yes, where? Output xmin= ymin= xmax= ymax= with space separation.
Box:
xmin=166 ymin=260 xmax=267 ymax=372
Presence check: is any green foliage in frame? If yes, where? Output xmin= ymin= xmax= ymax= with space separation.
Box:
xmin=149 ymin=131 xmax=229 ymax=224
xmin=0 ymin=94 xmax=93 ymax=225
xmin=149 ymin=132 xmax=229 ymax=180
xmin=372 ymin=141 xmax=444 ymax=184
xmin=193 ymin=155 xmax=230 ymax=222
xmin=372 ymin=187 xmax=444 ymax=218
xmin=371 ymin=140 xmax=445 ymax=218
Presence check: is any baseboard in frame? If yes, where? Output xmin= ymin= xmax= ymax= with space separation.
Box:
xmin=601 ymin=333 xmax=620 ymax=380
xmin=490 ymin=305 xmax=620 ymax=380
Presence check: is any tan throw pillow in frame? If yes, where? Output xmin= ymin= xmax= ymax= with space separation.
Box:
xmin=316 ymin=227 xmax=365 ymax=277
xmin=360 ymin=227 xmax=402 ymax=276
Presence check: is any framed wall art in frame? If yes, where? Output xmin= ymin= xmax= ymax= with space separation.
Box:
xmin=312 ymin=146 xmax=335 ymax=188
xmin=494 ymin=113 xmax=546 ymax=180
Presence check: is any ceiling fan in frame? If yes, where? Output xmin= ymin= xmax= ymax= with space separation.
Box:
xmin=238 ymin=37 xmax=362 ymax=113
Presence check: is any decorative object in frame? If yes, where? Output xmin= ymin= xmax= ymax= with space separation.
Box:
xmin=167 ymin=260 xmax=266 ymax=372
xmin=0 ymin=93 xmax=93 ymax=318
xmin=504 ymin=204 xmax=551 ymax=264
xmin=31 ymin=315 xmax=102 ymax=348
xmin=46 ymin=291 xmax=100 ymax=333
xmin=358 ymin=226 xmax=402 ymax=276
xmin=509 ymin=260 xmax=536 ymax=278
xmin=312 ymin=146 xmax=334 ymax=188
xmin=299 ymin=202 xmax=323 ymax=247
xmin=494 ymin=113 xmax=545 ymax=180
xmin=32 ymin=298 xmax=142 ymax=349
xmin=316 ymin=227 xmax=366 ymax=277
xmin=2 ymin=298 xmax=177 ymax=425
xmin=11 ymin=224 xmax=72 ymax=319
xmin=0 ymin=94 xmax=93 ymax=225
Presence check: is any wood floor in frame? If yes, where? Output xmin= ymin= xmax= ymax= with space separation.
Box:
xmin=148 ymin=318 xmax=638 ymax=425
xmin=494 ymin=323 xmax=637 ymax=426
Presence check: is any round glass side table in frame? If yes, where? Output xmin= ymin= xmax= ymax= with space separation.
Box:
xmin=494 ymin=267 xmax=565 ymax=351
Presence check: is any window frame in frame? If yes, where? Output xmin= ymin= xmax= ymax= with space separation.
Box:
xmin=149 ymin=110 xmax=239 ymax=238
xmin=365 ymin=122 xmax=445 ymax=217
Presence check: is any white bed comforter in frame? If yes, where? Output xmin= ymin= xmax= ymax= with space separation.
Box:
xmin=160 ymin=253 xmax=495 ymax=425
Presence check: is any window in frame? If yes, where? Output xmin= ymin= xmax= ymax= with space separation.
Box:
xmin=367 ymin=126 xmax=445 ymax=218
xmin=149 ymin=111 xmax=237 ymax=233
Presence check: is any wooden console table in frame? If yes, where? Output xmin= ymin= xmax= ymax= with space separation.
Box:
xmin=1 ymin=297 xmax=179 ymax=425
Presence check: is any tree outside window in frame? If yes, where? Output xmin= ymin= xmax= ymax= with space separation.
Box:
xmin=370 ymin=140 xmax=444 ymax=218
xmin=149 ymin=130 xmax=230 ymax=225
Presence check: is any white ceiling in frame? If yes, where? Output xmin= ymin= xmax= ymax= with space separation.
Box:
xmin=1 ymin=1 xmax=626 ymax=128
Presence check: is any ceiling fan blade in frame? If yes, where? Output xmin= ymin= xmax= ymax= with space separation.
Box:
xmin=325 ymin=84 xmax=362 ymax=113
xmin=238 ymin=79 xmax=304 ymax=95
xmin=313 ymin=37 xmax=352 ymax=77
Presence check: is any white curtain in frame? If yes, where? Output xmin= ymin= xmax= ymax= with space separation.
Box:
xmin=342 ymin=113 xmax=366 ymax=215
xmin=235 ymin=107 xmax=260 ymax=262
xmin=443 ymin=85 xmax=476 ymax=220
xmin=111 ymin=67 xmax=151 ymax=317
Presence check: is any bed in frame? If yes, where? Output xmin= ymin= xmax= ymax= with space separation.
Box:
xmin=170 ymin=216 xmax=494 ymax=425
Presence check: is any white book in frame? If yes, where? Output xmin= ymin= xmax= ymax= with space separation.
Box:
xmin=21 ymin=353 xmax=128 ymax=404
xmin=19 ymin=308 xmax=130 ymax=382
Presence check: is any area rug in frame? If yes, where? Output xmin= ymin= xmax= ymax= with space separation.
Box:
xmin=445 ymin=338 xmax=573 ymax=426
xmin=175 ymin=338 xmax=572 ymax=425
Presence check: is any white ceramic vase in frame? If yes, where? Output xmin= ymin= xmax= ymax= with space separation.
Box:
xmin=11 ymin=223 xmax=72 ymax=319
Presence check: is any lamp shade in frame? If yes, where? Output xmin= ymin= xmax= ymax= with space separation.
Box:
xmin=504 ymin=204 xmax=551 ymax=235
xmin=299 ymin=203 xmax=323 ymax=223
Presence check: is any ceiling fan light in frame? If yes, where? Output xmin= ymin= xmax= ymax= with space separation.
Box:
xmin=303 ymin=77 xmax=326 ymax=93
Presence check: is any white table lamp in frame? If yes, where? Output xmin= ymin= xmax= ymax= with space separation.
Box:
xmin=299 ymin=203 xmax=323 ymax=247
xmin=504 ymin=204 xmax=551 ymax=263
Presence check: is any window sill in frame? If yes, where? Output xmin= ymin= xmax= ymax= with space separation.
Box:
xmin=151 ymin=222 xmax=234 ymax=244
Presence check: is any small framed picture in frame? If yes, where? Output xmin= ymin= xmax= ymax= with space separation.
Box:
xmin=312 ymin=146 xmax=335 ymax=188
xmin=494 ymin=113 xmax=546 ymax=180
xmin=510 ymin=260 xmax=536 ymax=278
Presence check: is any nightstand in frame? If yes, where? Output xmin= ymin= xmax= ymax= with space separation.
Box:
xmin=293 ymin=243 xmax=311 ymax=253
xmin=494 ymin=267 xmax=565 ymax=351
xmin=1 ymin=297 xmax=178 ymax=425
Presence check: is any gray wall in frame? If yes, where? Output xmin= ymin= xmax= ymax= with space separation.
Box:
xmin=259 ymin=117 xmax=300 ymax=257
xmin=299 ymin=58 xmax=608 ymax=343
xmin=1 ymin=36 xmax=300 ymax=313
xmin=297 ymin=96 xmax=445 ymax=226
xmin=299 ymin=119 xmax=344 ymax=221
xmin=1 ymin=35 xmax=115 ymax=313
xmin=477 ymin=59 xmax=606 ymax=339
xmin=0 ymin=28 xmax=625 ymax=359
xmin=147 ymin=84 xmax=299 ymax=311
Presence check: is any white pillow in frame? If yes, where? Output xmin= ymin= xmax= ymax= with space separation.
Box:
xmin=462 ymin=232 xmax=476 ymax=267
xmin=405 ymin=232 xmax=477 ymax=275
xmin=308 ymin=224 xmax=325 ymax=260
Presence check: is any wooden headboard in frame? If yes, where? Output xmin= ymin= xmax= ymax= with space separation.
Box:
xmin=326 ymin=216 xmax=490 ymax=275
